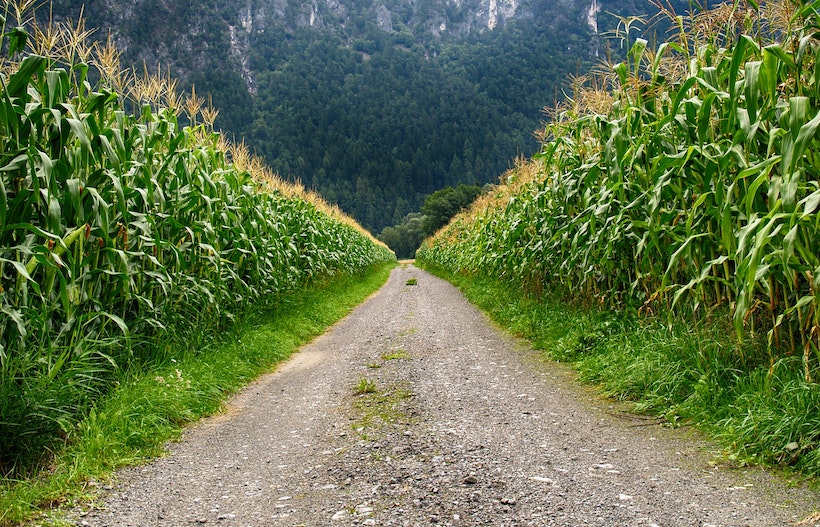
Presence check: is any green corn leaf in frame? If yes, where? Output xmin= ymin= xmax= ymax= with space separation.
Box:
xmin=67 ymin=118 xmax=92 ymax=151
xmin=760 ymin=48 xmax=780 ymax=104
xmin=745 ymin=61 xmax=761 ymax=123
xmin=763 ymin=43 xmax=796 ymax=70
xmin=5 ymin=54 xmax=44 ymax=97
xmin=791 ymin=106 xmax=820 ymax=165
xmin=0 ymin=305 xmax=27 ymax=339
xmin=44 ymin=69 xmax=68 ymax=108
xmin=630 ymin=38 xmax=648 ymax=75
xmin=741 ymin=156 xmax=781 ymax=217
xmin=4 ymin=257 xmax=33 ymax=284
xmin=614 ymin=62 xmax=629 ymax=88
xmin=47 ymin=195 xmax=61 ymax=232
xmin=7 ymin=26 xmax=28 ymax=56
xmin=1 ymin=153 xmax=29 ymax=172
xmin=729 ymin=37 xmax=751 ymax=98
xmin=0 ymin=176 xmax=6 ymax=234
xmin=98 ymin=311 xmax=130 ymax=340
xmin=799 ymin=188 xmax=820 ymax=218
xmin=789 ymin=96 xmax=809 ymax=140
xmin=782 ymin=223 xmax=798 ymax=269
xmin=699 ymin=66 xmax=719 ymax=93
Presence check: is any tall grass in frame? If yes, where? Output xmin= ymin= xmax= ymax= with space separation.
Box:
xmin=0 ymin=0 xmax=394 ymax=475
xmin=418 ymin=0 xmax=820 ymax=473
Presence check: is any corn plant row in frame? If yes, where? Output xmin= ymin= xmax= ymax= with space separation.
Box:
xmin=0 ymin=2 xmax=394 ymax=472
xmin=419 ymin=0 xmax=819 ymax=378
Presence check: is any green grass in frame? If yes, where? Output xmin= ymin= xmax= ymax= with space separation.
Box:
xmin=0 ymin=263 xmax=394 ymax=526
xmin=422 ymin=264 xmax=820 ymax=479
xmin=353 ymin=378 xmax=378 ymax=395
xmin=381 ymin=350 xmax=409 ymax=361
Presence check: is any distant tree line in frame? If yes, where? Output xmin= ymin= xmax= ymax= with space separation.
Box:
xmin=378 ymin=184 xmax=483 ymax=258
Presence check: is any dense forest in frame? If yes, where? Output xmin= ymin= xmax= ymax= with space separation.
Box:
xmin=246 ymin=23 xmax=586 ymax=233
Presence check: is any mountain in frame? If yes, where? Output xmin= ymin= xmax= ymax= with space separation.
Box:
xmin=46 ymin=0 xmax=674 ymax=234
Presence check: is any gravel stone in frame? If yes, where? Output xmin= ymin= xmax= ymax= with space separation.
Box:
xmin=65 ymin=265 xmax=819 ymax=526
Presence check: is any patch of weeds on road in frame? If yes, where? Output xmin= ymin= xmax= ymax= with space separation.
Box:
xmin=381 ymin=349 xmax=409 ymax=361
xmin=366 ymin=361 xmax=382 ymax=369
xmin=354 ymin=378 xmax=378 ymax=395
xmin=36 ymin=516 xmax=74 ymax=527
xmin=405 ymin=278 xmax=418 ymax=286
xmin=352 ymin=384 xmax=415 ymax=439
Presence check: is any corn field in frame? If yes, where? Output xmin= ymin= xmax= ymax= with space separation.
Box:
xmin=419 ymin=0 xmax=820 ymax=379
xmin=0 ymin=1 xmax=394 ymax=472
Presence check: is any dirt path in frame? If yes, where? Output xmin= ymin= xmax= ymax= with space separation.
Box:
xmin=71 ymin=265 xmax=818 ymax=527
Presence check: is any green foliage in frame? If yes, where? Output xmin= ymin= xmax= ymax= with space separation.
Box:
xmin=354 ymin=377 xmax=378 ymax=395
xmin=246 ymin=28 xmax=562 ymax=233
xmin=0 ymin=3 xmax=393 ymax=476
xmin=378 ymin=212 xmax=425 ymax=259
xmin=381 ymin=349 xmax=409 ymax=360
xmin=418 ymin=0 xmax=820 ymax=474
xmin=421 ymin=184 xmax=483 ymax=236
xmin=379 ymin=183 xmax=482 ymax=257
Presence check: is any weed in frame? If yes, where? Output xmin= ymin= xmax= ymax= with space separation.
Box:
xmin=381 ymin=350 xmax=409 ymax=361
xmin=354 ymin=378 xmax=378 ymax=395
xmin=351 ymin=384 xmax=415 ymax=437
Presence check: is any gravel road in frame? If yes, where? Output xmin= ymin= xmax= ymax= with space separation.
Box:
xmin=70 ymin=264 xmax=818 ymax=527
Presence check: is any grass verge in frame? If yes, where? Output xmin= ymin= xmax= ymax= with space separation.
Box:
xmin=421 ymin=265 xmax=820 ymax=480
xmin=0 ymin=263 xmax=395 ymax=526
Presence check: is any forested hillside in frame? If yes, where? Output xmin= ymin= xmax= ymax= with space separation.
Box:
xmin=44 ymin=0 xmax=681 ymax=234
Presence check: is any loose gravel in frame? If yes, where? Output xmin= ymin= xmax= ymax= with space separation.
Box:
xmin=69 ymin=265 xmax=818 ymax=527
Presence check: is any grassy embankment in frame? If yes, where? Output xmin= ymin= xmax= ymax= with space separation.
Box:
xmin=418 ymin=0 xmax=820 ymax=478
xmin=0 ymin=1 xmax=395 ymax=523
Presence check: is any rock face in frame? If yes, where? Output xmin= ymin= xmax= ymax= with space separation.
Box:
xmin=231 ymin=0 xmax=529 ymax=36
xmin=45 ymin=0 xmax=601 ymax=99
xmin=49 ymin=0 xmax=596 ymax=61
